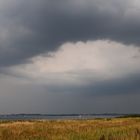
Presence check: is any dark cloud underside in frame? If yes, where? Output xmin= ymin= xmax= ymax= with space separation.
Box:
xmin=0 ymin=0 xmax=140 ymax=67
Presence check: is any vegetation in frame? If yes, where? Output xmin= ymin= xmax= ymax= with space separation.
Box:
xmin=0 ymin=117 xmax=140 ymax=140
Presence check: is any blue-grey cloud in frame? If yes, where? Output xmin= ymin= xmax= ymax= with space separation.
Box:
xmin=0 ymin=74 xmax=140 ymax=114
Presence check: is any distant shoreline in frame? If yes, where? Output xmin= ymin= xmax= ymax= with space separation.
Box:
xmin=0 ymin=113 xmax=139 ymax=116
xmin=0 ymin=113 xmax=139 ymax=120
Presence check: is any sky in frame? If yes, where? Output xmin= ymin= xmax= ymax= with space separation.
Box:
xmin=0 ymin=0 xmax=140 ymax=114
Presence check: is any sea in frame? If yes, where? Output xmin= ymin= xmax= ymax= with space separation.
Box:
xmin=0 ymin=114 xmax=123 ymax=120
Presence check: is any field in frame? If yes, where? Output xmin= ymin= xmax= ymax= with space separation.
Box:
xmin=0 ymin=117 xmax=140 ymax=140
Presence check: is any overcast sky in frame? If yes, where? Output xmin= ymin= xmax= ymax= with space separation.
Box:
xmin=0 ymin=0 xmax=140 ymax=114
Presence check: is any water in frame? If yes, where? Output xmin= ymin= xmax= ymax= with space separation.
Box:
xmin=0 ymin=114 xmax=122 ymax=120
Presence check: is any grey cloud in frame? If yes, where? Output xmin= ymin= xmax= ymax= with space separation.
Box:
xmin=0 ymin=75 xmax=140 ymax=114
xmin=0 ymin=0 xmax=140 ymax=114
xmin=0 ymin=0 xmax=140 ymax=67
xmin=44 ymin=73 xmax=140 ymax=96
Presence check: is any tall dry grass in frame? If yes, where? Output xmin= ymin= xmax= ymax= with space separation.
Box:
xmin=0 ymin=118 xmax=139 ymax=140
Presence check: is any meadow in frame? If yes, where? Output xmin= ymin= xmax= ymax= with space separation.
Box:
xmin=0 ymin=117 xmax=140 ymax=140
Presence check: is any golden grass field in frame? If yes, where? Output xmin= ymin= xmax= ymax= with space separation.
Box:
xmin=0 ymin=117 xmax=140 ymax=140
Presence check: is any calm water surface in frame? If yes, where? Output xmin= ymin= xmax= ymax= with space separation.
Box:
xmin=0 ymin=114 xmax=122 ymax=120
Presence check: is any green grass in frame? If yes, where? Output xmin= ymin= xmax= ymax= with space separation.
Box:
xmin=0 ymin=118 xmax=140 ymax=140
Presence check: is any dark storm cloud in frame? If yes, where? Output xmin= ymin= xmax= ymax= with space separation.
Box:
xmin=1 ymin=73 xmax=140 ymax=114
xmin=44 ymin=73 xmax=140 ymax=96
xmin=1 ymin=0 xmax=140 ymax=67
xmin=21 ymin=74 xmax=140 ymax=114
